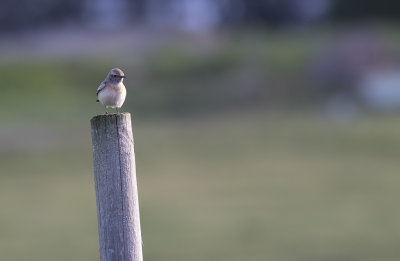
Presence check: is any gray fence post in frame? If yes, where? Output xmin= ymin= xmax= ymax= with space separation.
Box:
xmin=90 ymin=113 xmax=143 ymax=261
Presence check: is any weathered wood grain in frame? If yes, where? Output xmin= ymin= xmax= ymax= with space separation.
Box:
xmin=90 ymin=113 xmax=143 ymax=261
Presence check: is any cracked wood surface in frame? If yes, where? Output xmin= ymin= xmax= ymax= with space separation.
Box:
xmin=91 ymin=113 xmax=143 ymax=261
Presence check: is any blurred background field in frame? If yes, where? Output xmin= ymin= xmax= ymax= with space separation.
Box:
xmin=2 ymin=0 xmax=400 ymax=260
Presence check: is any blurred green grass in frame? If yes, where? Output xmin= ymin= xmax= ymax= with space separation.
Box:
xmin=2 ymin=111 xmax=400 ymax=261
xmin=0 ymin=29 xmax=338 ymax=122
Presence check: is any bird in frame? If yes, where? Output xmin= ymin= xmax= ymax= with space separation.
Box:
xmin=96 ymin=68 xmax=127 ymax=114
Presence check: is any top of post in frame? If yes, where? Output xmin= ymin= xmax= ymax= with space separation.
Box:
xmin=91 ymin=113 xmax=131 ymax=127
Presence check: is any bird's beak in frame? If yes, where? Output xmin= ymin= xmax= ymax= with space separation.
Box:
xmin=120 ymin=76 xmax=126 ymax=79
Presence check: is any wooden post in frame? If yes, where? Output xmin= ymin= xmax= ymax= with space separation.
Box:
xmin=90 ymin=113 xmax=143 ymax=261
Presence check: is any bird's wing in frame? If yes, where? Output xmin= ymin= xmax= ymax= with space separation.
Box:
xmin=96 ymin=80 xmax=106 ymax=96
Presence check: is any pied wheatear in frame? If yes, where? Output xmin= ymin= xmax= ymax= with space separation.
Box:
xmin=96 ymin=68 xmax=127 ymax=114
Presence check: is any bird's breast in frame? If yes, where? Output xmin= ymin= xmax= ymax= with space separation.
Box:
xmin=98 ymin=83 xmax=126 ymax=108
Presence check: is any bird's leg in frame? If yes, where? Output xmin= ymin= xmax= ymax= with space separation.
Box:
xmin=116 ymin=107 xmax=120 ymax=114
xmin=105 ymin=106 xmax=109 ymax=115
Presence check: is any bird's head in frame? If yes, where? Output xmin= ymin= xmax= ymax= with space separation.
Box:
xmin=108 ymin=68 xmax=126 ymax=83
